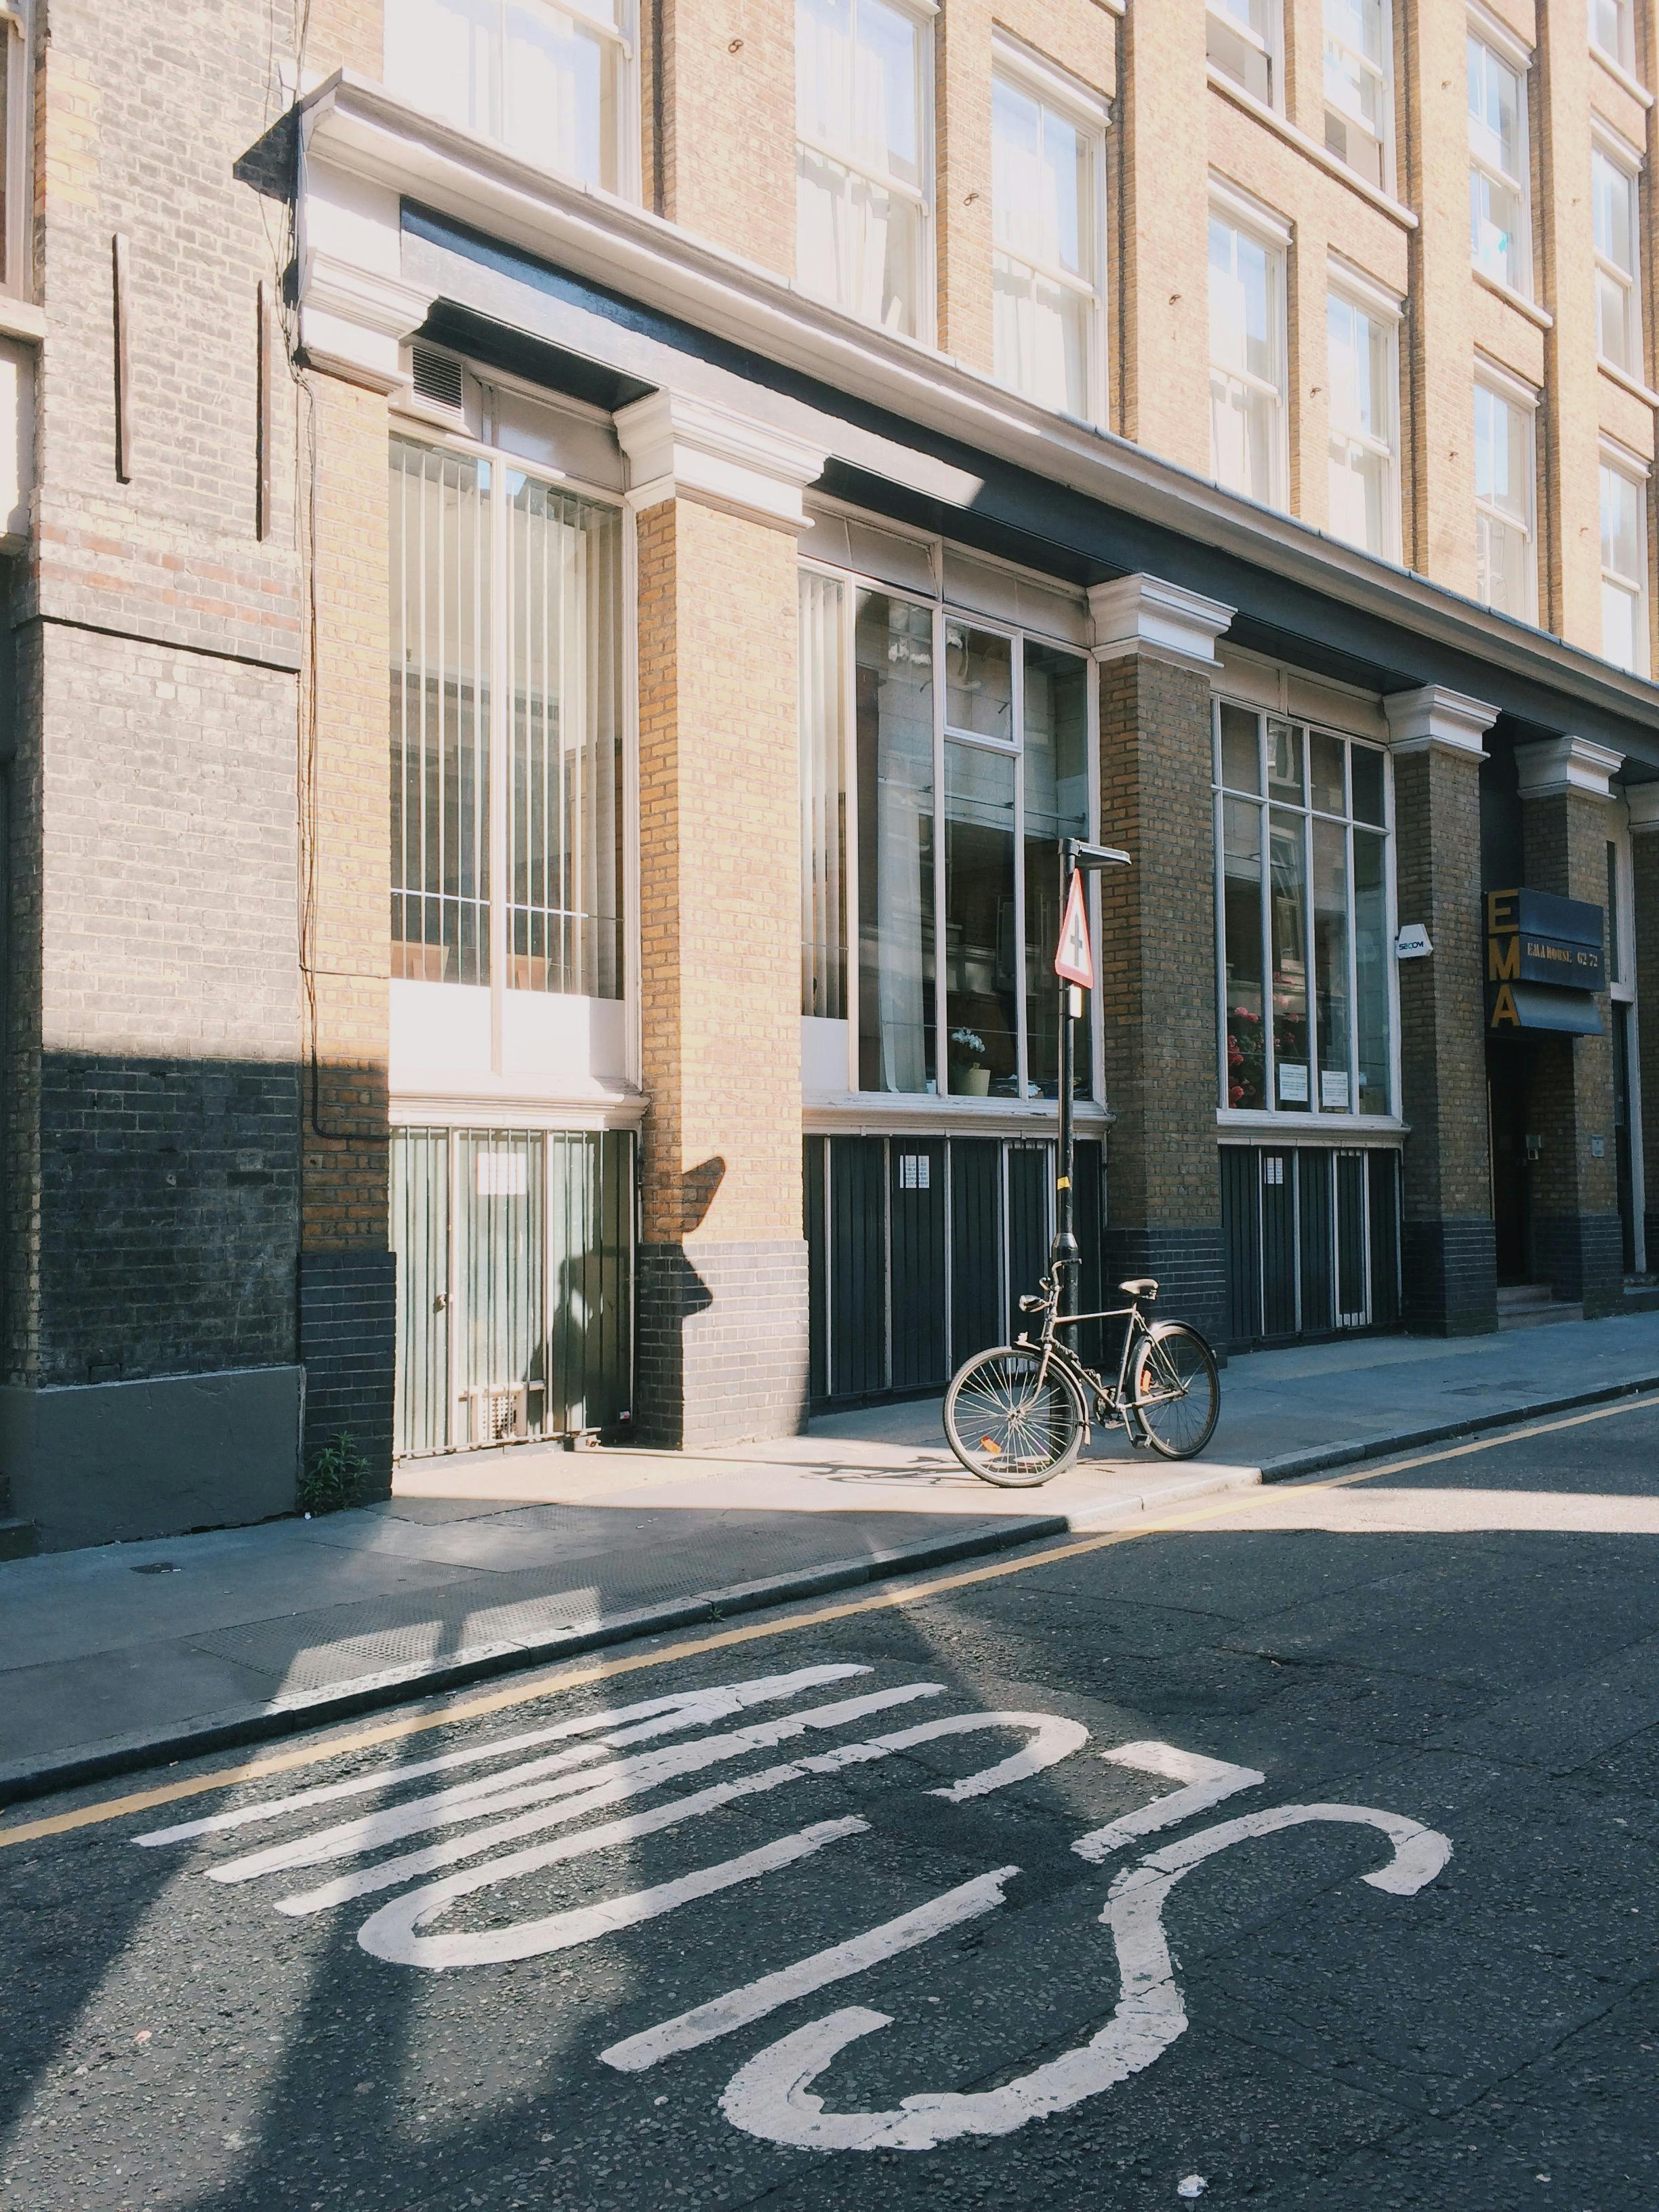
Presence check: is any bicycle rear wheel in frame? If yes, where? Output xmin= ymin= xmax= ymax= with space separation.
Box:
xmin=1130 ymin=1322 xmax=1220 ymax=1459
xmin=944 ymin=1347 xmax=1085 ymax=1486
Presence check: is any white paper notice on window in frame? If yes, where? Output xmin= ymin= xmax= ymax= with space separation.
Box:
xmin=476 ymin=1150 xmax=529 ymax=1197
xmin=899 ymin=1153 xmax=931 ymax=1191
xmin=1320 ymin=1069 xmax=1351 ymax=1109
xmin=1277 ymin=1063 xmax=1309 ymax=1105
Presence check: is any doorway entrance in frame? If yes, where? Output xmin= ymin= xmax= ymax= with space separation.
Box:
xmin=1487 ymin=1044 xmax=1532 ymax=1284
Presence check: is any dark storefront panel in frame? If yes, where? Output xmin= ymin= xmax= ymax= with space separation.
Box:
xmin=1220 ymin=1143 xmax=1401 ymax=1354
xmin=890 ymin=1139 xmax=947 ymax=1392
xmin=1298 ymin=1149 xmax=1334 ymax=1333
xmin=828 ymin=1136 xmax=887 ymax=1401
xmin=949 ymin=1138 xmax=1002 ymax=1371
xmin=1221 ymin=1145 xmax=1262 ymax=1345
xmin=1261 ymin=1151 xmax=1296 ymax=1338
xmin=806 ymin=1134 xmax=1103 ymax=1410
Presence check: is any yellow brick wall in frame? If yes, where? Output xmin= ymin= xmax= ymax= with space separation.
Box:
xmin=302 ymin=0 xmax=383 ymax=77
xmin=302 ymin=374 xmax=392 ymax=1251
xmin=655 ymin=0 xmax=795 ymax=272
xmin=634 ymin=495 xmax=804 ymax=1250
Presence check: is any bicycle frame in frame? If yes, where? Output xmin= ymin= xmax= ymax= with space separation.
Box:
xmin=1013 ymin=1291 xmax=1147 ymax=1443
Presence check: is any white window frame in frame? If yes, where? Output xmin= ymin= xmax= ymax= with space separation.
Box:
xmin=1208 ymin=180 xmax=1291 ymax=514
xmin=794 ymin=0 xmax=937 ymax=346
xmin=1322 ymin=0 xmax=1393 ymax=194
xmin=1466 ymin=9 xmax=1533 ymax=301
xmin=1592 ymin=127 xmax=1644 ymax=382
xmin=386 ymin=369 xmax=642 ymax=1097
xmin=1207 ymin=0 xmax=1284 ymax=112
xmin=798 ymin=541 xmax=1104 ymax=1111
xmin=989 ymin=35 xmax=1109 ymax=428
xmin=1211 ymin=697 xmax=1401 ymax=1132
xmin=0 ymin=1 xmax=30 ymax=299
xmin=1472 ymin=357 xmax=1538 ymax=623
xmin=1591 ymin=0 xmax=1637 ymax=75
xmin=382 ymin=0 xmax=642 ymax=203
xmin=1599 ymin=442 xmax=1650 ymax=676
xmin=1324 ymin=260 xmax=1401 ymax=562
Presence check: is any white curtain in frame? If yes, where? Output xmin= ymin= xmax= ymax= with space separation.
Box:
xmin=798 ymin=573 xmax=847 ymax=1019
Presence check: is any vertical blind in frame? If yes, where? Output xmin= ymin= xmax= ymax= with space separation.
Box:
xmin=799 ymin=571 xmax=847 ymax=1019
xmin=390 ymin=439 xmax=492 ymax=984
xmin=390 ymin=435 xmax=625 ymax=1000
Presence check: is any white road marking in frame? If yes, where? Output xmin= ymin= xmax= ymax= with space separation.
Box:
xmin=719 ymin=1801 xmax=1452 ymax=2151
xmin=1071 ymin=1741 xmax=1265 ymax=1862
xmin=134 ymin=1666 xmax=869 ymax=1849
xmin=361 ymin=1816 xmax=871 ymax=1970
xmin=600 ymin=1866 xmax=1021 ymax=2074
xmin=209 ymin=1682 xmax=945 ymax=1887
xmin=340 ymin=1713 xmax=1089 ymax=1959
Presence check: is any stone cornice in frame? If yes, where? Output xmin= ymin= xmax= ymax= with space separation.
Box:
xmin=294 ymin=72 xmax=1659 ymax=740
xmin=613 ymin=388 xmax=826 ymax=532
xmin=1514 ymin=735 xmax=1625 ymax=800
xmin=1088 ymin=575 xmax=1235 ymax=666
xmin=1380 ymin=684 xmax=1498 ymax=761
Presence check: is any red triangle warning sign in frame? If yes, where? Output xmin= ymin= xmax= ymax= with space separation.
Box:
xmin=1054 ymin=869 xmax=1094 ymax=989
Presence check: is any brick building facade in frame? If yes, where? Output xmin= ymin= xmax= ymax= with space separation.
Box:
xmin=3 ymin=0 xmax=1659 ymax=1547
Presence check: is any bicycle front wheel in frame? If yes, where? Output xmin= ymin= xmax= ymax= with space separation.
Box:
xmin=1130 ymin=1322 xmax=1220 ymax=1460
xmin=944 ymin=1347 xmax=1085 ymax=1486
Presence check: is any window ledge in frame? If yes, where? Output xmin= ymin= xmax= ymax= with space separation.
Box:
xmin=1473 ymin=267 xmax=1551 ymax=331
xmin=1592 ymin=43 xmax=1654 ymax=110
xmin=1599 ymin=356 xmax=1659 ymax=410
xmin=1216 ymin=1110 xmax=1407 ymax=1139
xmin=805 ymin=1094 xmax=1114 ymax=1135
xmin=1206 ymin=67 xmax=1417 ymax=230
xmin=0 ymin=293 xmax=44 ymax=342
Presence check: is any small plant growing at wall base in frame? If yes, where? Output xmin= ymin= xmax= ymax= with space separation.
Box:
xmin=298 ymin=1431 xmax=369 ymax=1517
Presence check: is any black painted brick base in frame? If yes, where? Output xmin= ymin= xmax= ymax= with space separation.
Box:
xmin=1534 ymin=1210 xmax=1625 ymax=1317
xmin=1401 ymin=1217 xmax=1497 ymax=1336
xmin=636 ymin=1240 xmax=810 ymax=1450
xmin=1101 ymin=1224 xmax=1227 ymax=1357
xmin=299 ymin=1250 xmax=396 ymax=1498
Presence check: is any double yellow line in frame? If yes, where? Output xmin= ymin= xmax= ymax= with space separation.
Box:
xmin=3 ymin=1392 xmax=1651 ymax=1853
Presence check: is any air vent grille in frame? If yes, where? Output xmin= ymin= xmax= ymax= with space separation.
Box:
xmin=411 ymin=344 xmax=466 ymax=412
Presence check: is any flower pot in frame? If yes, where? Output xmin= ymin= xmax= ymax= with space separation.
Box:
xmin=958 ymin=1065 xmax=991 ymax=1097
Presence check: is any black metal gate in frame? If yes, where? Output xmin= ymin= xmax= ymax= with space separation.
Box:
xmin=1220 ymin=1143 xmax=1401 ymax=1352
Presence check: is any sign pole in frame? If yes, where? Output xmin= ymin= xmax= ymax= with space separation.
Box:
xmin=1050 ymin=838 xmax=1130 ymax=1316
xmin=1055 ymin=850 xmax=1080 ymax=1319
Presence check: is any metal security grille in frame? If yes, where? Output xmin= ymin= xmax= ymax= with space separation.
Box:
xmin=392 ymin=1127 xmax=634 ymax=1456
xmin=389 ymin=439 xmax=491 ymax=983
xmin=506 ymin=476 xmax=624 ymax=998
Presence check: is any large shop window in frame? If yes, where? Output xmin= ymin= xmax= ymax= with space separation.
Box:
xmin=390 ymin=435 xmax=624 ymax=996
xmin=1215 ymin=703 xmax=1395 ymax=1120
xmin=798 ymin=574 xmax=1094 ymax=1101
xmin=796 ymin=0 xmax=931 ymax=338
xmin=384 ymin=0 xmax=634 ymax=193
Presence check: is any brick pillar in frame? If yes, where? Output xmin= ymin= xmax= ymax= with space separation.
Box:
xmin=1382 ymin=687 xmax=1499 ymax=1335
xmin=1516 ymin=737 xmax=1626 ymax=1317
xmin=617 ymin=391 xmax=824 ymax=1448
xmin=1088 ymin=577 xmax=1233 ymax=1349
xmin=298 ymin=374 xmax=396 ymax=1491
xmin=1631 ymin=789 xmax=1659 ymax=1268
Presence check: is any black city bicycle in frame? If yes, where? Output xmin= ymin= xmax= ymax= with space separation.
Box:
xmin=943 ymin=1273 xmax=1220 ymax=1485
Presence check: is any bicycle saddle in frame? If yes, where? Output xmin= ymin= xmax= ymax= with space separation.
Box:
xmin=1118 ymin=1277 xmax=1158 ymax=1299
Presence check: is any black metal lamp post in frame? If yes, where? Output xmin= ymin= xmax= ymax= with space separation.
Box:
xmin=1053 ymin=837 xmax=1131 ymax=1317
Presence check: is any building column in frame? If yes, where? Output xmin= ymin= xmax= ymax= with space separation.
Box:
xmin=1088 ymin=576 xmax=1233 ymax=1348
xmin=1630 ymin=787 xmax=1659 ymax=1270
xmin=617 ymin=390 xmax=825 ymax=1449
xmin=1382 ymin=685 xmax=1499 ymax=1334
xmin=292 ymin=170 xmax=434 ymax=1495
xmin=1515 ymin=737 xmax=1626 ymax=1316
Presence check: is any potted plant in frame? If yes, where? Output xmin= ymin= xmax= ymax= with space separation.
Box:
xmin=951 ymin=1027 xmax=989 ymax=1096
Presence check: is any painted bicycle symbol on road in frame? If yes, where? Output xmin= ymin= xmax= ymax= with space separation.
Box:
xmin=135 ymin=1662 xmax=1451 ymax=2154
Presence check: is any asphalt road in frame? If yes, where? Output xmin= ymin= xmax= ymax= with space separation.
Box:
xmin=6 ymin=1397 xmax=1659 ymax=2211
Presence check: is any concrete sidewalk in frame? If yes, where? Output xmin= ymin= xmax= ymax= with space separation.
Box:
xmin=3 ymin=1308 xmax=1658 ymax=1806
